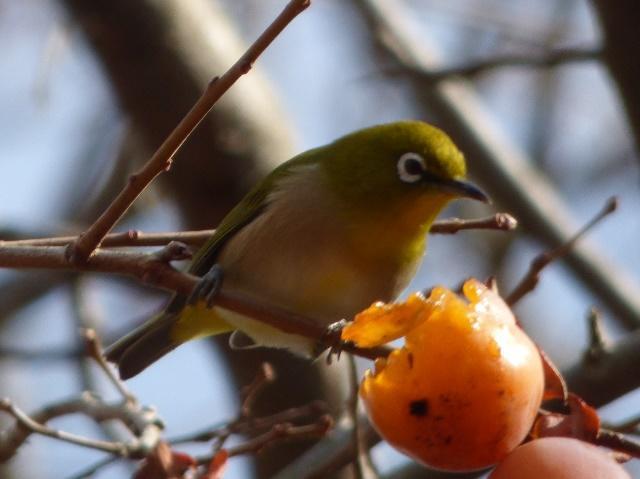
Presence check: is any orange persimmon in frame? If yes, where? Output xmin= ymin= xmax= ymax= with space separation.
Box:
xmin=355 ymin=279 xmax=544 ymax=472
xmin=489 ymin=437 xmax=631 ymax=478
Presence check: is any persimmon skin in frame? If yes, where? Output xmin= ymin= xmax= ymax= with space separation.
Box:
xmin=360 ymin=280 xmax=544 ymax=472
xmin=489 ymin=437 xmax=631 ymax=479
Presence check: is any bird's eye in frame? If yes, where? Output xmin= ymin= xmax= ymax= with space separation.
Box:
xmin=397 ymin=152 xmax=426 ymax=183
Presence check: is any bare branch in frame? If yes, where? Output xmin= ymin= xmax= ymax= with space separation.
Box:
xmin=168 ymin=401 xmax=328 ymax=445
xmin=65 ymin=456 xmax=120 ymax=479
xmin=196 ymin=415 xmax=334 ymax=464
xmin=603 ymin=414 xmax=640 ymax=435
xmin=596 ymin=428 xmax=640 ymax=459
xmin=0 ymin=393 xmax=162 ymax=461
xmin=429 ymin=213 xmax=517 ymax=234
xmin=409 ymin=46 xmax=601 ymax=82
xmin=239 ymin=362 xmax=277 ymax=418
xmin=591 ymin=0 xmax=640 ymax=156
xmin=505 ymin=197 xmax=617 ymax=305
xmin=0 ymin=243 xmax=389 ymax=361
xmin=564 ymin=328 xmax=640 ymax=407
xmin=82 ymin=329 xmax=137 ymax=404
xmin=585 ymin=308 xmax=610 ymax=362
xmin=3 ymin=230 xmax=208 ymax=248
xmin=272 ymin=414 xmax=381 ymax=479
xmin=2 ymin=213 xmax=517 ymax=249
xmin=66 ymin=0 xmax=311 ymax=263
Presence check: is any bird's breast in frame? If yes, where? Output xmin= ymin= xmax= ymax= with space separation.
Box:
xmin=216 ymin=169 xmax=423 ymax=326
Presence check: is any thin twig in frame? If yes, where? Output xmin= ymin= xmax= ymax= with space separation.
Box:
xmin=0 ymin=398 xmax=126 ymax=456
xmin=65 ymin=455 xmax=120 ymax=479
xmin=196 ymin=416 xmax=334 ymax=465
xmin=1 ymin=213 xmax=517 ymax=248
xmin=429 ymin=213 xmax=517 ymax=234
xmin=82 ymin=329 xmax=137 ymax=404
xmin=603 ymin=414 xmax=640 ymax=435
xmin=168 ymin=401 xmax=327 ymax=445
xmin=239 ymin=362 xmax=277 ymax=418
xmin=271 ymin=414 xmax=380 ymax=479
xmin=597 ymin=428 xmax=640 ymax=458
xmin=66 ymin=0 xmax=311 ymax=264
xmin=585 ymin=308 xmax=609 ymax=362
xmin=346 ymin=355 xmax=378 ymax=479
xmin=0 ymin=393 xmax=162 ymax=461
xmin=506 ymin=197 xmax=618 ymax=305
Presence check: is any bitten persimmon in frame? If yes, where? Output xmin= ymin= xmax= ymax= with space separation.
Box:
xmin=355 ymin=280 xmax=544 ymax=472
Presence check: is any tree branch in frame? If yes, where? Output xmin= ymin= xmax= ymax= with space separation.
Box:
xmin=0 ymin=243 xmax=388 ymax=361
xmin=66 ymin=0 xmax=310 ymax=263
xmin=401 ymin=46 xmax=601 ymax=83
xmin=2 ymin=213 xmax=517 ymax=248
xmin=506 ymin=197 xmax=617 ymax=305
xmin=590 ymin=0 xmax=640 ymax=155
xmin=0 ymin=393 xmax=162 ymax=461
xmin=564 ymin=327 xmax=640 ymax=407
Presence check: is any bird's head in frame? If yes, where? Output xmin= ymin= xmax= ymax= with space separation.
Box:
xmin=320 ymin=121 xmax=488 ymax=226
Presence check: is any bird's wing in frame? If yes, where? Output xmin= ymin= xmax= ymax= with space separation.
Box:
xmin=188 ymin=183 xmax=269 ymax=276
xmin=188 ymin=148 xmax=320 ymax=276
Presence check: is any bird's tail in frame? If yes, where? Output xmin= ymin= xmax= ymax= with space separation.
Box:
xmin=105 ymin=311 xmax=180 ymax=380
xmin=106 ymin=296 xmax=234 ymax=379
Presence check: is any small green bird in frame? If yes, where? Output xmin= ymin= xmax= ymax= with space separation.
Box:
xmin=106 ymin=121 xmax=488 ymax=379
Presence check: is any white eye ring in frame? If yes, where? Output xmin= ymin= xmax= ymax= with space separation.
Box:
xmin=397 ymin=152 xmax=426 ymax=183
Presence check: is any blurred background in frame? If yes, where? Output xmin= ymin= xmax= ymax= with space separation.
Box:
xmin=0 ymin=0 xmax=638 ymax=477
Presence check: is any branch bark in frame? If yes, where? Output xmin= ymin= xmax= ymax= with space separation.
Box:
xmin=2 ymin=213 xmax=517 ymax=248
xmin=0 ymin=243 xmax=388 ymax=361
xmin=0 ymin=393 xmax=162 ymax=462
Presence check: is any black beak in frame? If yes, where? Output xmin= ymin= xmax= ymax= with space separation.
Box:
xmin=437 ymin=178 xmax=490 ymax=203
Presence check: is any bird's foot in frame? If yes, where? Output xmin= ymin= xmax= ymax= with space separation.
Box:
xmin=188 ymin=264 xmax=224 ymax=308
xmin=320 ymin=319 xmax=353 ymax=364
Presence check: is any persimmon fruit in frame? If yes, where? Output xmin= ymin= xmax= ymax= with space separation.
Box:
xmin=356 ymin=280 xmax=544 ymax=471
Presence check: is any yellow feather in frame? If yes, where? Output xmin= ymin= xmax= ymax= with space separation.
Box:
xmin=171 ymin=302 xmax=234 ymax=343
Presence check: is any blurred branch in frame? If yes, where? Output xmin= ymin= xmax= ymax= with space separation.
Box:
xmin=0 ymin=272 xmax=71 ymax=322
xmin=0 ymin=346 xmax=82 ymax=361
xmin=196 ymin=416 xmax=334 ymax=465
xmin=506 ymin=197 xmax=617 ymax=305
xmin=3 ymin=213 xmax=517 ymax=248
xmin=354 ymin=0 xmax=640 ymax=329
xmin=597 ymin=428 xmax=640 ymax=458
xmin=0 ymin=393 xmax=163 ymax=462
xmin=58 ymin=0 xmax=297 ymax=230
xmin=168 ymin=401 xmax=328 ymax=445
xmin=0 ymin=242 xmax=389 ymax=361
xmin=591 ymin=0 xmax=640 ymax=155
xmin=65 ymin=0 xmax=310 ymax=263
xmin=405 ymin=46 xmax=601 ymax=82
xmin=564 ymin=326 xmax=640 ymax=407
xmin=347 ymin=356 xmax=378 ymax=479
xmin=272 ymin=416 xmax=380 ymax=479
xmin=585 ymin=308 xmax=609 ymax=362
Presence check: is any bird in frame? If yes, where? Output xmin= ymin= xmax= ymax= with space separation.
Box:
xmin=105 ymin=121 xmax=489 ymax=379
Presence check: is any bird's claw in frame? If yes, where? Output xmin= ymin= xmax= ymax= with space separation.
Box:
xmin=321 ymin=319 xmax=352 ymax=364
xmin=188 ymin=264 xmax=224 ymax=308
